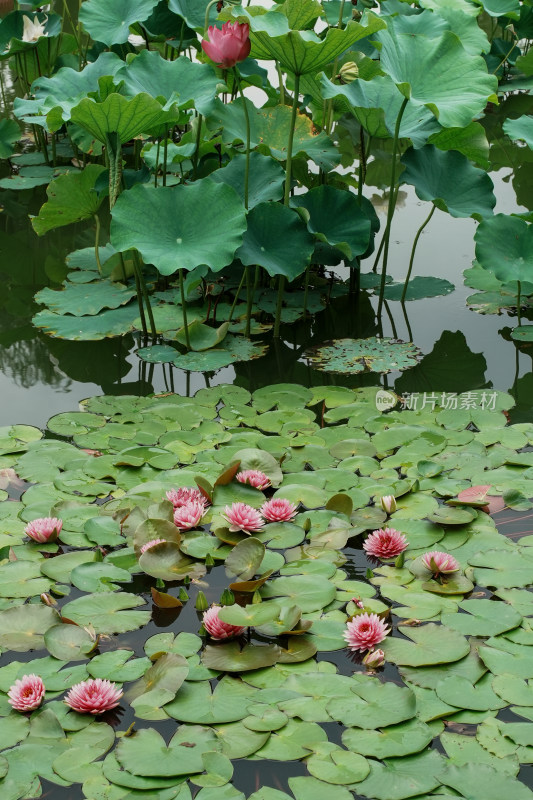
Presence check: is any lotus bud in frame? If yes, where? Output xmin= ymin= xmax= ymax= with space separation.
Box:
xmin=352 ymin=597 xmax=365 ymax=610
xmin=395 ymin=551 xmax=405 ymax=569
xmin=302 ymin=517 xmax=311 ymax=533
xmin=155 ymin=578 xmax=165 ymax=589
xmin=195 ymin=591 xmax=209 ymax=612
xmin=252 ymin=590 xmax=262 ymax=604
xmin=362 ymin=648 xmax=385 ymax=669
xmin=220 ymin=588 xmax=235 ymax=606
xmin=178 ymin=588 xmax=189 ymax=602
xmin=379 ymin=495 xmax=397 ymax=514
xmin=365 ymin=568 xmax=374 ymax=580
xmin=338 ymin=61 xmax=359 ymax=84
xmin=205 ymin=552 xmax=215 ymax=567
xmin=40 ymin=592 xmax=56 ymax=606
xmin=183 ymin=575 xmax=191 ymax=586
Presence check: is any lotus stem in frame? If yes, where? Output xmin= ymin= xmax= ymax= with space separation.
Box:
xmin=179 ymin=269 xmax=192 ymax=350
xmin=233 ymin=68 xmax=250 ymax=210
xmin=93 ymin=214 xmax=102 ymax=276
xmin=228 ymin=269 xmax=246 ymax=322
xmin=162 ymin=138 xmax=168 ymax=186
xmin=277 ymin=63 xmax=286 ymax=105
xmin=376 ymin=96 xmax=409 ymax=319
xmin=401 ymin=203 xmax=436 ymax=303
xmin=245 ymin=266 xmax=253 ymax=337
xmin=517 ymin=280 xmax=522 ymax=327
xmin=204 ymin=0 xmax=219 ymax=34
xmin=193 ymin=113 xmax=203 ymax=178
xmin=154 ymin=139 xmax=160 ymax=187
xmin=303 ymin=265 xmax=310 ymax=316
xmin=133 ymin=253 xmax=157 ymax=339
xmin=132 ymin=260 xmax=147 ymax=337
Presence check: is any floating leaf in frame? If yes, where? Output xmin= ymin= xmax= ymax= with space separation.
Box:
xmin=304 ymin=337 xmax=422 ymax=374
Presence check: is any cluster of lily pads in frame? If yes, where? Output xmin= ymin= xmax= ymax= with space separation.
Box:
xmin=1 ymin=384 xmax=533 ymax=798
xmin=0 ymin=0 xmax=531 ymax=370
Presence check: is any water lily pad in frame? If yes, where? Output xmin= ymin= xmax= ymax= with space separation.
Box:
xmin=441 ymin=599 xmax=522 ymax=636
xmin=328 ymin=680 xmax=416 ymax=729
xmin=342 ymin=718 xmax=434 ymax=759
xmin=164 ymin=676 xmax=257 ymax=724
xmin=0 ymin=604 xmax=59 ymax=652
xmin=305 ymin=338 xmax=422 ymax=374
xmin=382 ymin=623 xmax=470 ymax=666
xmin=355 ymin=749 xmax=444 ymax=800
xmin=306 ymin=743 xmax=370 ymax=785
xmin=61 ymin=592 xmax=150 ymax=634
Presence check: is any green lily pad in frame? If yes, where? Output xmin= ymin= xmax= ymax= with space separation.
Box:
xmin=342 ymin=718 xmax=434 ymax=759
xmin=79 ymin=0 xmax=159 ymax=46
xmin=304 ymin=338 xmax=422 ymax=374
xmin=382 ymin=623 xmax=470 ymax=666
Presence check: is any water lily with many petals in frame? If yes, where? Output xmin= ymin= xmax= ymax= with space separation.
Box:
xmin=202 ymin=605 xmax=246 ymax=640
xmin=8 ymin=675 xmax=45 ymax=712
xmin=25 ymin=517 xmax=62 ymax=543
xmin=363 ymin=527 xmax=408 ymax=560
xmin=236 ymin=470 xmax=271 ymax=490
xmin=64 ymin=679 xmax=123 ymax=714
xmin=174 ymin=500 xmax=206 ymax=531
xmin=223 ymin=502 xmax=264 ymax=533
xmin=344 ymin=613 xmax=390 ymax=652
xmin=422 ymin=551 xmax=460 ymax=575
xmin=201 ymin=21 xmax=250 ymax=69
xmin=22 ymin=15 xmax=47 ymax=42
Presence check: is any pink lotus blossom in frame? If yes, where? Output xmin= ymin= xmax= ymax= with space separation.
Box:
xmin=166 ymin=487 xmax=207 ymax=508
xmin=25 ymin=517 xmax=62 ymax=544
xmin=8 ymin=674 xmax=45 ymax=712
xmin=222 ymin=502 xmax=264 ymax=534
xmin=174 ymin=500 xmax=206 ymax=531
xmin=344 ymin=613 xmax=390 ymax=652
xmin=202 ymin=606 xmax=246 ymax=640
xmin=201 ymin=21 xmax=251 ymax=69
xmin=64 ymin=679 xmax=123 ymax=714
xmin=363 ymin=648 xmax=385 ymax=669
xmin=421 ymin=551 xmax=460 ymax=575
xmin=261 ymin=498 xmax=298 ymax=523
xmin=236 ymin=470 xmax=271 ymax=490
xmin=140 ymin=538 xmax=167 ymax=555
xmin=363 ymin=527 xmax=408 ymax=560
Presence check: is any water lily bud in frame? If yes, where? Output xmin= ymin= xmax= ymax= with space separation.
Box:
xmin=395 ymin=551 xmax=405 ymax=569
xmin=252 ymin=590 xmax=262 ymax=604
xmin=195 ymin=591 xmax=209 ymax=612
xmin=40 ymin=592 xmax=56 ymax=606
xmin=352 ymin=597 xmax=365 ymax=609
xmin=302 ymin=517 xmax=311 ymax=533
xmin=155 ymin=578 xmax=165 ymax=589
xmin=379 ymin=495 xmax=397 ymax=514
xmin=362 ymin=648 xmax=385 ymax=669
xmin=178 ymin=588 xmax=189 ymax=602
xmin=338 ymin=61 xmax=359 ymax=84
xmin=205 ymin=552 xmax=215 ymax=567
xmin=220 ymin=588 xmax=235 ymax=606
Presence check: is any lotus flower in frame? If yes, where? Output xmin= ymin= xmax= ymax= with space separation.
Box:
xmin=8 ymin=674 xmax=45 ymax=712
xmin=166 ymin=487 xmax=207 ymax=508
xmin=363 ymin=527 xmax=408 ymax=560
xmin=222 ymin=502 xmax=264 ymax=533
xmin=140 ymin=538 xmax=167 ymax=555
xmin=379 ymin=495 xmax=397 ymax=514
xmin=344 ymin=613 xmax=390 ymax=652
xmin=422 ymin=551 xmax=460 ymax=575
xmin=25 ymin=517 xmax=62 ymax=544
xmin=261 ymin=497 xmax=298 ymax=523
xmin=64 ymin=679 xmax=123 ymax=714
xmin=236 ymin=470 xmax=271 ymax=490
xmin=174 ymin=500 xmax=206 ymax=531
xmin=22 ymin=15 xmax=47 ymax=42
xmin=201 ymin=21 xmax=250 ymax=69
xmin=202 ymin=605 xmax=246 ymax=640
xmin=362 ymin=648 xmax=385 ymax=669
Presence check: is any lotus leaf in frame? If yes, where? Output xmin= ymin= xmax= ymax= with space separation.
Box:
xmin=475 ymin=214 xmax=533 ymax=285
xmin=342 ymin=718 xmax=434 ymax=759
xmin=440 ymin=763 xmax=533 ymax=800
xmin=254 ymin=718 xmax=327 ymax=760
xmin=382 ymin=623 xmax=469 ymax=666
xmin=164 ymin=676 xmax=257 ymax=724
xmin=305 ymin=337 xmax=422 ymax=374
xmin=355 ymin=749 xmax=444 ymax=800
xmin=328 ymin=680 xmax=417 ymax=729
xmin=61 ymin=592 xmax=150 ymax=634
xmin=79 ymin=0 xmax=159 ymax=46
xmin=115 ymin=726 xmax=218 ymax=777
xmin=35 ymin=280 xmax=136 ymax=317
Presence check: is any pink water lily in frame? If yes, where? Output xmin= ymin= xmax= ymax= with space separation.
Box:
xmin=174 ymin=500 xmax=206 ymax=531
xmin=236 ymin=470 xmax=271 ymax=490
xmin=363 ymin=527 xmax=408 ymax=560
xmin=223 ymin=502 xmax=264 ymax=534
xmin=166 ymin=487 xmax=207 ymax=508
xmin=261 ymin=497 xmax=298 ymax=523
xmin=25 ymin=517 xmax=62 ymax=543
xmin=64 ymin=679 xmax=123 ymax=714
xmin=344 ymin=613 xmax=390 ymax=652
xmin=201 ymin=21 xmax=251 ymax=69
xmin=140 ymin=538 xmax=167 ymax=555
xmin=379 ymin=495 xmax=397 ymax=514
xmin=422 ymin=551 xmax=460 ymax=575
xmin=202 ymin=605 xmax=246 ymax=640
xmin=8 ymin=674 xmax=45 ymax=712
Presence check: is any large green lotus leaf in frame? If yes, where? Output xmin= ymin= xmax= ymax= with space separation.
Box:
xmin=384 ymin=276 xmax=456 ymax=302
xmin=261 ymin=575 xmax=336 ymax=613
xmin=117 ymin=50 xmax=219 ymax=114
xmin=441 ymin=598 xmax=522 ymax=636
xmin=468 ymin=549 xmax=533 ymax=588
xmin=342 ymin=718 xmax=434 ymax=759
xmin=68 ymin=92 xmax=180 ymax=142
xmin=210 ymin=153 xmax=285 ymax=208
xmin=441 ymin=731 xmax=518 ymax=776
xmin=248 ymin=14 xmax=385 ymax=74
xmin=320 ymin=73 xmax=440 ymax=146
xmin=400 ymin=145 xmax=495 ymax=220
xmin=242 ymin=704 xmax=288 ymax=732
xmin=473 ymin=0 xmax=520 ymax=17
xmin=435 ymin=673 xmax=505 ymax=711
xmin=0 ymin=164 xmax=70 ymax=190
xmin=32 ymin=303 xmax=140 ymax=340
xmin=305 ymin=337 xmax=422 ymax=374
xmin=79 ymin=0 xmax=159 ymax=45
xmin=61 ymin=592 xmax=150 ymax=634
xmin=32 ymin=165 xmax=106 ymax=236
xmin=168 ymin=0 xmax=220 ymax=30
xmin=111 ymin=181 xmax=246 ymax=276
xmin=327 ymin=680 xmax=416 ymax=729
xmin=201 ymin=642 xmax=282 ymax=672
xmin=0 ymin=604 xmax=59 ymax=651
xmin=164 ymin=676 xmax=257 ymax=724
xmin=492 ymin=675 xmax=533 ymax=706
xmin=115 ymin=726 xmax=217 ymax=777
xmin=172 ymin=335 xmax=268 ymax=371
xmin=290 ymin=186 xmax=372 ymax=260
xmin=0 ymin=118 xmax=19 ymax=158
xmin=440 ymin=764 xmax=533 ymax=800
xmin=382 ymin=623 xmax=469 ymax=667
xmin=377 ymin=24 xmax=498 ymax=128
xmin=475 ymin=214 xmax=533 ymax=285
xmin=273 ymin=673 xmax=355 ymax=722
xmin=237 ymin=202 xmax=314 ymax=281
xmin=0 ymin=560 xmax=50 ymax=598
xmin=35 ymin=280 xmax=136 ymax=317
xmin=428 ymin=121 xmax=490 ymax=169
xmin=479 ymin=645 xmax=533 ymax=679
xmin=224 ymin=537 xmax=265 ymax=581
xmin=355 ymin=750 xmax=444 ymax=800
xmin=209 ymin=99 xmax=340 ymax=171
xmin=0 ymin=10 xmax=61 ymax=57
xmin=254 ymin=718 xmax=327 ymax=760
xmin=504 ymin=115 xmax=533 ymax=149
